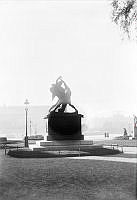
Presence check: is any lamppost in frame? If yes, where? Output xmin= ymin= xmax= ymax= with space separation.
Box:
xmin=24 ymin=99 xmax=29 ymax=147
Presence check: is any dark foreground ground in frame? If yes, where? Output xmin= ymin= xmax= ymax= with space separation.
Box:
xmin=0 ymin=149 xmax=136 ymax=200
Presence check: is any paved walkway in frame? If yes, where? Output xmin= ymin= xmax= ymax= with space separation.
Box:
xmin=122 ymin=147 xmax=137 ymax=154
xmin=70 ymin=155 xmax=137 ymax=163
xmin=70 ymin=147 xmax=137 ymax=163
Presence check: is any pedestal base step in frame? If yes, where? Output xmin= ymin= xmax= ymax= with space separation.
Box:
xmin=31 ymin=140 xmax=103 ymax=151
xmin=40 ymin=140 xmax=93 ymax=147
xmin=33 ymin=144 xmax=102 ymax=152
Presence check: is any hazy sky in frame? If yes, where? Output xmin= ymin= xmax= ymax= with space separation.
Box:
xmin=0 ymin=0 xmax=137 ymax=116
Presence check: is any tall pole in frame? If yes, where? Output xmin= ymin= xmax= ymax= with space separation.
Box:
xmin=30 ymin=120 xmax=32 ymax=136
xmin=24 ymin=99 xmax=29 ymax=147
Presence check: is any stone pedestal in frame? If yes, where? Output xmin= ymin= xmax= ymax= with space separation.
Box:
xmin=47 ymin=112 xmax=84 ymax=141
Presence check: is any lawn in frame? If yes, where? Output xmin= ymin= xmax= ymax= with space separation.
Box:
xmin=0 ymin=150 xmax=136 ymax=200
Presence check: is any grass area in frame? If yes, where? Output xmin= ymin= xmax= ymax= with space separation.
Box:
xmin=0 ymin=150 xmax=136 ymax=200
xmin=7 ymin=147 xmax=121 ymax=158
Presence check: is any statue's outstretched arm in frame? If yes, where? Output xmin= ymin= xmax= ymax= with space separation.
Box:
xmin=56 ymin=76 xmax=62 ymax=84
xmin=61 ymin=79 xmax=70 ymax=91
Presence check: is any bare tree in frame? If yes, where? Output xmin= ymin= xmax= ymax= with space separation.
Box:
xmin=111 ymin=0 xmax=137 ymax=40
